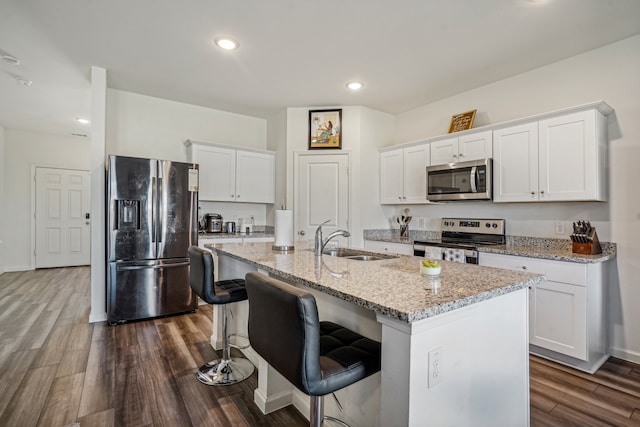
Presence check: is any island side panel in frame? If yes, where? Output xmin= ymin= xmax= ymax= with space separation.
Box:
xmin=216 ymin=252 xmax=383 ymax=426
xmin=377 ymin=288 xmax=529 ymax=427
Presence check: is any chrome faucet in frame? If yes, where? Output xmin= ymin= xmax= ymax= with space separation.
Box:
xmin=314 ymin=219 xmax=351 ymax=255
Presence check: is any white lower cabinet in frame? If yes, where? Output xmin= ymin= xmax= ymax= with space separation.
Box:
xmin=364 ymin=240 xmax=413 ymax=256
xmin=198 ymin=236 xmax=274 ymax=281
xmin=479 ymin=252 xmax=608 ymax=373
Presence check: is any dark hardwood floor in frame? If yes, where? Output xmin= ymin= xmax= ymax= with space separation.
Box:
xmin=1 ymin=267 xmax=639 ymax=426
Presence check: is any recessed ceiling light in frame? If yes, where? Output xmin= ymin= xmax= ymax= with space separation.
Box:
xmin=1 ymin=54 xmax=20 ymax=65
xmin=16 ymin=77 xmax=32 ymax=86
xmin=346 ymin=81 xmax=364 ymax=90
xmin=214 ymin=37 xmax=239 ymax=50
xmin=76 ymin=117 xmax=90 ymax=124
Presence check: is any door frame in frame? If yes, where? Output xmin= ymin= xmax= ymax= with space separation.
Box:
xmin=30 ymin=165 xmax=91 ymax=269
xmin=293 ymin=150 xmax=352 ymax=244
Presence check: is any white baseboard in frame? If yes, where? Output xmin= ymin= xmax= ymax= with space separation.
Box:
xmin=5 ymin=265 xmax=35 ymax=272
xmin=89 ymin=311 xmax=107 ymax=323
xmin=291 ymin=390 xmax=311 ymax=421
xmin=253 ymin=388 xmax=293 ymax=415
xmin=609 ymin=346 xmax=640 ymax=364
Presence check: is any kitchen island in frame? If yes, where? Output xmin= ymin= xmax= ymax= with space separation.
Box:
xmin=206 ymin=241 xmax=545 ymax=427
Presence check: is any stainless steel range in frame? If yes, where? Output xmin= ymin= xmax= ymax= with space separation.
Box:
xmin=413 ymin=218 xmax=505 ymax=264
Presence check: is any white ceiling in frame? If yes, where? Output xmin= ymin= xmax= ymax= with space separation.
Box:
xmin=1 ymin=0 xmax=639 ymax=138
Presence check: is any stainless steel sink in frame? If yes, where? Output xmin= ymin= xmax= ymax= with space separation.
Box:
xmin=322 ymin=248 xmax=397 ymax=261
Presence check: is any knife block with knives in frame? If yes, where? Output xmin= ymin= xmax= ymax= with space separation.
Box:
xmin=571 ymin=220 xmax=602 ymax=255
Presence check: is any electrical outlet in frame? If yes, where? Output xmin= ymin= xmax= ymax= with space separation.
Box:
xmin=554 ymin=221 xmax=565 ymax=235
xmin=427 ymin=347 xmax=443 ymax=388
xmin=418 ymin=217 xmax=426 ymax=229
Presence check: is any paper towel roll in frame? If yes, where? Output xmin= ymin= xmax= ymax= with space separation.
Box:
xmin=274 ymin=210 xmax=294 ymax=247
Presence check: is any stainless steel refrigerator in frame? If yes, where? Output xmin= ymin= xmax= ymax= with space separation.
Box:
xmin=107 ymin=155 xmax=199 ymax=324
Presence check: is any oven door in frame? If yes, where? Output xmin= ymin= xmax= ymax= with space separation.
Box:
xmin=426 ymin=158 xmax=492 ymax=201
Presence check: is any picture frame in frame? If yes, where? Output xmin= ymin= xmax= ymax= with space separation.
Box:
xmin=309 ymin=109 xmax=342 ymax=149
xmin=447 ymin=109 xmax=477 ymax=133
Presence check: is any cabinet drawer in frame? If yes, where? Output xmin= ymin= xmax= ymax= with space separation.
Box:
xmin=480 ymin=253 xmax=586 ymax=286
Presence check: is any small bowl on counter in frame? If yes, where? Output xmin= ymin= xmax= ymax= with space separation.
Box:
xmin=420 ymin=259 xmax=441 ymax=277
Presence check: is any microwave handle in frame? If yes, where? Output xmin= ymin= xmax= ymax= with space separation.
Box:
xmin=470 ymin=166 xmax=478 ymax=193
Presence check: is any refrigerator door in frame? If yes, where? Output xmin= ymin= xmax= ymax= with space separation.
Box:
xmin=157 ymin=160 xmax=199 ymax=259
xmin=107 ymin=258 xmax=197 ymax=324
xmin=107 ymin=156 xmax=157 ymax=261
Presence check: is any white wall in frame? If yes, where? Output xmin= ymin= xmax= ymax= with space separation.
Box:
xmin=391 ymin=35 xmax=640 ymax=363
xmin=3 ymin=129 xmax=90 ymax=271
xmin=105 ymin=89 xmax=271 ymax=226
xmin=285 ymin=106 xmax=395 ymax=247
xmin=0 ymin=125 xmax=5 ymax=274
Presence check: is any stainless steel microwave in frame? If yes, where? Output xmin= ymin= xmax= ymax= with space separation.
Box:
xmin=426 ymin=158 xmax=492 ymax=201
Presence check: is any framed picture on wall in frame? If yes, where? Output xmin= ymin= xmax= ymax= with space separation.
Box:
xmin=309 ymin=109 xmax=342 ymax=149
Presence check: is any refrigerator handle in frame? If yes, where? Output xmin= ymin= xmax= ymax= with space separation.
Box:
xmin=151 ymin=177 xmax=157 ymax=242
xmin=157 ymin=177 xmax=163 ymax=243
xmin=117 ymin=261 xmax=190 ymax=271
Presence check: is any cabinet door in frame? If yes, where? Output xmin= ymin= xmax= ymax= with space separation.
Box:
xmin=403 ymin=144 xmax=430 ymax=203
xmin=236 ymin=150 xmax=275 ymax=203
xmin=492 ymin=123 xmax=539 ymax=202
xmin=430 ymin=137 xmax=459 ymax=165
xmin=380 ymin=149 xmax=404 ymax=204
xmin=530 ymin=280 xmax=587 ymax=360
xmin=193 ymin=145 xmax=236 ymax=201
xmin=539 ymin=110 xmax=599 ymax=201
xmin=458 ymin=130 xmax=492 ymax=162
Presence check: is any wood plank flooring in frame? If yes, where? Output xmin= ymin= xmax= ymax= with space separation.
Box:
xmin=1 ymin=266 xmax=640 ymax=426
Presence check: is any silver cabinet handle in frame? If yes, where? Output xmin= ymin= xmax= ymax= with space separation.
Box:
xmin=299 ymin=230 xmax=306 ymax=236
xmin=521 ymin=266 xmax=527 ymax=270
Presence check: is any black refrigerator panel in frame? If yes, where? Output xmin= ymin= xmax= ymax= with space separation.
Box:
xmin=157 ymin=160 xmax=199 ymax=260
xmin=107 ymin=259 xmax=197 ymax=325
xmin=107 ymin=156 xmax=157 ymax=261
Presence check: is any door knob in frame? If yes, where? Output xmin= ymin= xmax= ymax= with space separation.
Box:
xmin=299 ymin=230 xmax=306 ymax=236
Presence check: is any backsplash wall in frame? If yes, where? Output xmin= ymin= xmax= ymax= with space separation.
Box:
xmin=380 ymin=201 xmax=612 ymax=241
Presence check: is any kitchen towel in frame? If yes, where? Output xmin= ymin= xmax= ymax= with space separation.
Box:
xmin=274 ymin=210 xmax=294 ymax=247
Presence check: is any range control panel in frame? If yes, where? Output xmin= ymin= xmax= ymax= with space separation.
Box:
xmin=441 ymin=218 xmax=505 ymax=235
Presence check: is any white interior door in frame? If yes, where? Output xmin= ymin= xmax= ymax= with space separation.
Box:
xmin=35 ymin=167 xmax=91 ymax=268
xmin=295 ymin=153 xmax=349 ymax=244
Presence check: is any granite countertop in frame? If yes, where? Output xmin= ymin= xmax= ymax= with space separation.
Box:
xmin=198 ymin=231 xmax=274 ymax=239
xmin=364 ymin=230 xmax=616 ymax=264
xmin=206 ymin=240 xmax=544 ymax=323
xmin=477 ymin=238 xmax=616 ymax=263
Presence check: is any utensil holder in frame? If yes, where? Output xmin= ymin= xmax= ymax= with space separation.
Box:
xmin=400 ymin=224 xmax=409 ymax=238
xmin=572 ymin=230 xmax=602 ymax=255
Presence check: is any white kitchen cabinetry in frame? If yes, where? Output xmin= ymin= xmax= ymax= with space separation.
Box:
xmin=380 ymin=143 xmax=430 ymax=204
xmin=493 ymin=107 xmax=609 ymax=202
xmin=235 ymin=150 xmax=276 ymax=203
xmin=430 ymin=130 xmax=492 ymax=166
xmin=186 ymin=140 xmax=275 ymax=203
xmin=479 ymin=252 xmax=608 ymax=373
xmin=364 ymin=240 xmax=413 ymax=256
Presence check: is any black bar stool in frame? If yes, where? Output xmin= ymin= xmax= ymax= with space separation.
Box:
xmin=245 ymin=272 xmax=381 ymax=427
xmin=188 ymin=246 xmax=254 ymax=386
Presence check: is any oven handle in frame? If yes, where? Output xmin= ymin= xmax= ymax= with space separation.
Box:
xmin=470 ymin=166 xmax=478 ymax=193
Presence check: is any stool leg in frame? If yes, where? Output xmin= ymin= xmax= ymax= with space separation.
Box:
xmin=195 ymin=304 xmax=255 ymax=386
xmin=310 ymin=395 xmax=323 ymax=427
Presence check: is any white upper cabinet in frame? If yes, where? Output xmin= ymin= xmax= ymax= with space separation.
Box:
xmin=186 ymin=140 xmax=275 ymax=203
xmin=493 ymin=106 xmax=609 ymax=202
xmin=236 ymin=150 xmax=275 ymax=203
xmin=539 ymin=111 xmax=603 ymax=201
xmin=493 ymin=122 xmax=539 ymax=202
xmin=380 ymin=143 xmax=430 ymax=204
xmin=430 ymin=130 xmax=492 ymax=165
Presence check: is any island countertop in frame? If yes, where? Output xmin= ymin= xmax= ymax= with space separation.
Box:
xmin=206 ymin=241 xmax=545 ymax=323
